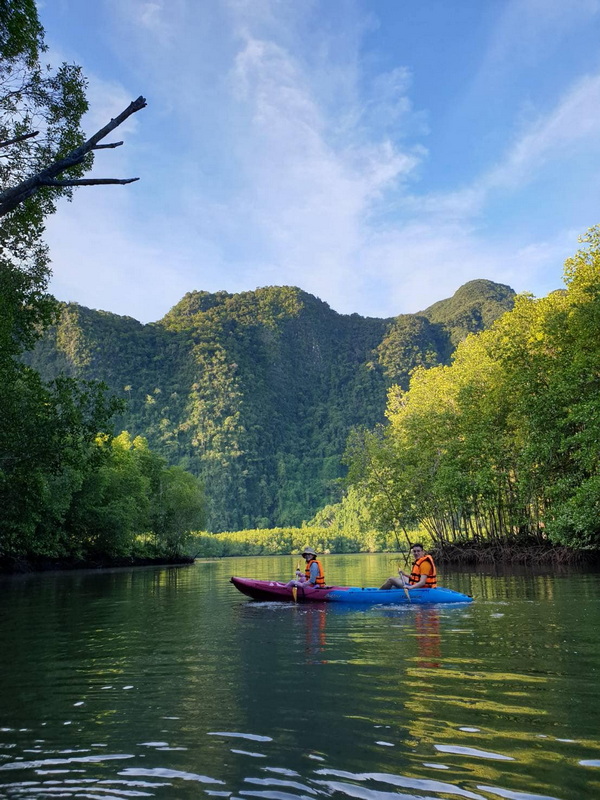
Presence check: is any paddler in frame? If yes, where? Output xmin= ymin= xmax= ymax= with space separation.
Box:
xmin=286 ymin=547 xmax=326 ymax=591
xmin=379 ymin=542 xmax=437 ymax=591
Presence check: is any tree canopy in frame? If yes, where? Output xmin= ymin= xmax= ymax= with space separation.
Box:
xmin=347 ymin=227 xmax=600 ymax=553
xmin=0 ymin=1 xmax=204 ymax=567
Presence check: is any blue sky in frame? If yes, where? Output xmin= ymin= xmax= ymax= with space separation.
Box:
xmin=39 ymin=0 xmax=600 ymax=323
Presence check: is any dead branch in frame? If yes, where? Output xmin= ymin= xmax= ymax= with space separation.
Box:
xmin=0 ymin=131 xmax=40 ymax=149
xmin=40 ymin=177 xmax=139 ymax=187
xmin=93 ymin=141 xmax=123 ymax=150
xmin=0 ymin=96 xmax=147 ymax=217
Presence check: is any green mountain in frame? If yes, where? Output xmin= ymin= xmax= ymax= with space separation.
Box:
xmin=26 ymin=280 xmax=515 ymax=530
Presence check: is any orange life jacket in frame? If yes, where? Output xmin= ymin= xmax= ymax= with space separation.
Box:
xmin=409 ymin=555 xmax=437 ymax=588
xmin=305 ymin=558 xmax=325 ymax=586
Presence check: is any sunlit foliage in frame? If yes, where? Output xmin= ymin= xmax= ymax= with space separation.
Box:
xmin=188 ymin=525 xmax=400 ymax=558
xmin=348 ymin=227 xmax=600 ymax=551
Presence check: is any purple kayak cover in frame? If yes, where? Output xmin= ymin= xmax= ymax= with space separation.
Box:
xmin=230 ymin=576 xmax=347 ymax=602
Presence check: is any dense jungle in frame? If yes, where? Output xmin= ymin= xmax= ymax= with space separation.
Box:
xmin=26 ymin=279 xmax=515 ymax=533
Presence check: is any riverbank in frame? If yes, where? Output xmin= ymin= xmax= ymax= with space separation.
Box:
xmin=187 ymin=528 xmax=600 ymax=565
xmin=433 ymin=542 xmax=600 ymax=566
xmin=0 ymin=553 xmax=195 ymax=575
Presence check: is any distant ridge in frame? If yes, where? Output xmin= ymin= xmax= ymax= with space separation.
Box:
xmin=421 ymin=279 xmax=516 ymax=344
xmin=27 ymin=280 xmax=515 ymax=530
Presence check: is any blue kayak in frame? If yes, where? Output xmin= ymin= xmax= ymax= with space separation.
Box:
xmin=325 ymin=586 xmax=472 ymax=605
xmin=231 ymin=577 xmax=472 ymax=605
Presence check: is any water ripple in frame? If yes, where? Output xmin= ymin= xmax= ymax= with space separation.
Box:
xmin=263 ymin=769 xmax=301 ymax=777
xmin=240 ymin=793 xmax=318 ymax=800
xmin=434 ymin=744 xmax=515 ymax=761
xmin=477 ymin=786 xmax=564 ymax=800
xmin=98 ymin=780 xmax=172 ymax=788
xmin=119 ymin=767 xmax=225 ymax=784
xmin=208 ymin=732 xmax=273 ymax=742
xmin=0 ymin=753 xmax=135 ymax=771
xmin=314 ymin=768 xmax=487 ymax=800
xmin=311 ymin=778 xmax=441 ymax=800
xmin=245 ymin=777 xmax=319 ymax=794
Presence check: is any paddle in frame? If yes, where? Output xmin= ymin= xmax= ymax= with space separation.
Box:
xmin=400 ymin=547 xmax=412 ymax=603
xmin=292 ymin=561 xmax=301 ymax=603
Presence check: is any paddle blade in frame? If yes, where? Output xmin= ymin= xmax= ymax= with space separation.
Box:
xmin=292 ymin=586 xmax=298 ymax=603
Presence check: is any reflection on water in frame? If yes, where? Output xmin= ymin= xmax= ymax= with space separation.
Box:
xmin=305 ymin=607 xmax=327 ymax=663
xmin=0 ymin=555 xmax=599 ymax=800
xmin=414 ymin=608 xmax=442 ymax=669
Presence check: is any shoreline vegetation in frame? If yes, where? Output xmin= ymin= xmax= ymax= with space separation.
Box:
xmin=2 ymin=528 xmax=597 ymax=575
xmin=0 ymin=553 xmax=195 ymax=575
xmin=0 ymin=522 xmax=600 ymax=575
xmin=186 ymin=528 xmax=598 ymax=566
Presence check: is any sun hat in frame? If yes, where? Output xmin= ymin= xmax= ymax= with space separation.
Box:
xmin=301 ymin=547 xmax=317 ymax=557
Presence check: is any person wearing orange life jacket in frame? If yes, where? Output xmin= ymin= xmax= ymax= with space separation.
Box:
xmin=286 ymin=547 xmax=326 ymax=591
xmin=379 ymin=543 xmax=437 ymax=590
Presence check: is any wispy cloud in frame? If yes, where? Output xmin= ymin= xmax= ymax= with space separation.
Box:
xmin=469 ymin=0 xmax=600 ymax=88
xmin=117 ymin=0 xmax=184 ymax=47
xmin=485 ymin=72 xmax=600 ymax=190
xmin=42 ymin=0 xmax=600 ymax=322
xmin=405 ymin=67 xmax=600 ymax=219
xmin=224 ymin=27 xmax=422 ymax=303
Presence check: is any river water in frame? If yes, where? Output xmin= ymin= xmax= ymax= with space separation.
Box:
xmin=0 ymin=553 xmax=599 ymax=800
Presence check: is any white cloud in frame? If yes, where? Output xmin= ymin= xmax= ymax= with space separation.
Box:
xmin=113 ymin=0 xmax=184 ymax=47
xmin=350 ymin=221 xmax=573 ymax=318
xmin=472 ymin=0 xmax=600 ymax=83
xmin=216 ymin=25 xmax=425 ymax=313
xmin=40 ymin=0 xmax=600 ymax=324
xmin=485 ymin=72 xmax=600 ymax=190
xmin=342 ymin=61 xmax=600 ymax=317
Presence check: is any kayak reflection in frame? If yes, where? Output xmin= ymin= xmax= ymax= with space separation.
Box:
xmin=300 ymin=604 xmax=443 ymax=667
xmin=305 ymin=606 xmax=328 ymax=664
xmin=415 ymin=607 xmax=442 ymax=668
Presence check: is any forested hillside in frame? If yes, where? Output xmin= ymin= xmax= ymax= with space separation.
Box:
xmin=27 ymin=280 xmax=515 ymax=530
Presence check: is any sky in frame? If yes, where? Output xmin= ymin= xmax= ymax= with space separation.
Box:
xmin=38 ymin=0 xmax=600 ymax=324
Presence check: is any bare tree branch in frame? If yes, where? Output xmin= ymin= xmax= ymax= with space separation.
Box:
xmin=40 ymin=177 xmax=139 ymax=187
xmin=93 ymin=141 xmax=123 ymax=150
xmin=0 ymin=95 xmax=147 ymax=217
xmin=0 ymin=131 xmax=40 ymax=149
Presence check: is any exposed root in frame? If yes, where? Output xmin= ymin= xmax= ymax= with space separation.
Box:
xmin=432 ymin=541 xmax=598 ymax=566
